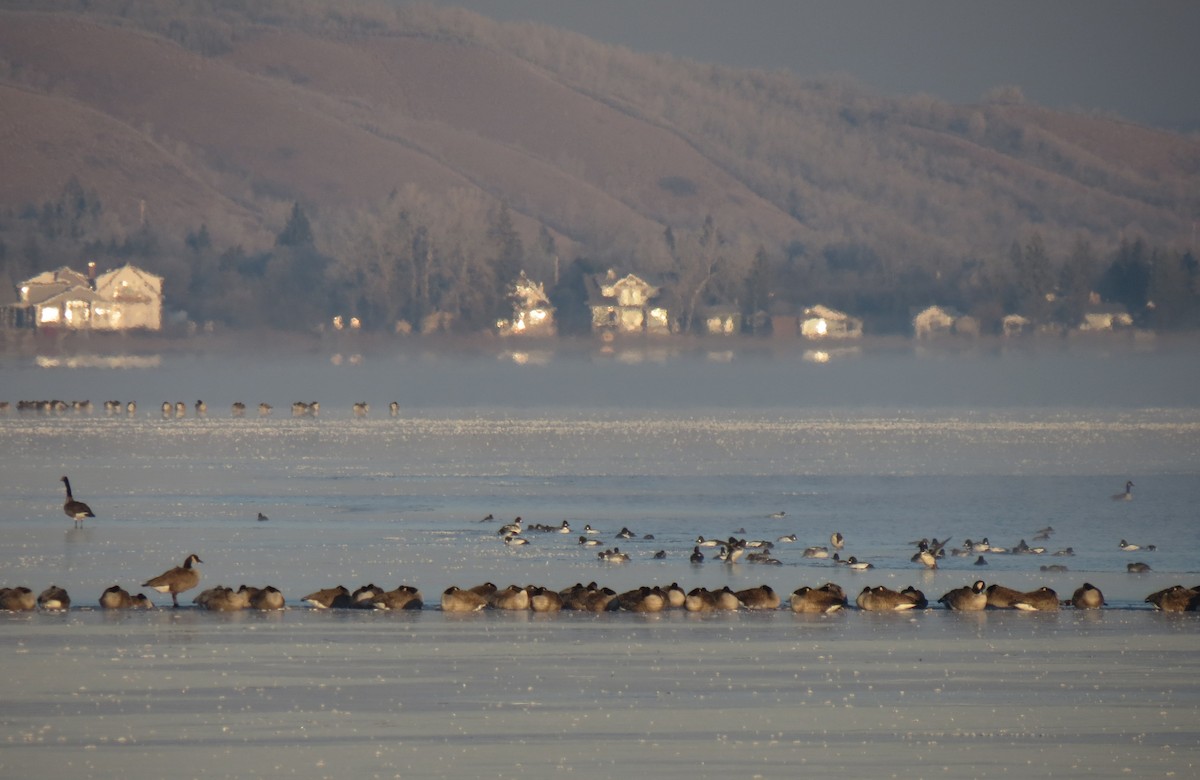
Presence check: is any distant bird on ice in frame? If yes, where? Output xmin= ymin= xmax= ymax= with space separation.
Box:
xmin=60 ymin=476 xmax=95 ymax=528
xmin=1112 ymin=480 xmax=1134 ymax=501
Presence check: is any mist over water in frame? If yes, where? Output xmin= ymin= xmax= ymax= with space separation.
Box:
xmin=5 ymin=339 xmax=1199 ymax=411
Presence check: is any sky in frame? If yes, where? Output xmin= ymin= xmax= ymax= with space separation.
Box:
xmin=422 ymin=0 xmax=1200 ymax=132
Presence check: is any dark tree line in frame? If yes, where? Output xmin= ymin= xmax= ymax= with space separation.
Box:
xmin=2 ymin=180 xmax=1198 ymax=336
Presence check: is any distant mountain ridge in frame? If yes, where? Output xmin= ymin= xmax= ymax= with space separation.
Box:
xmin=0 ymin=1 xmax=1196 ymax=282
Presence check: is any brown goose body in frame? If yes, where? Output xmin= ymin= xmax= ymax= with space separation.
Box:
xmin=142 ymin=554 xmax=203 ymax=607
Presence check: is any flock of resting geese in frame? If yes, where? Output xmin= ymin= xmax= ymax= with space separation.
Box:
xmin=1 ymin=475 xmax=1195 ymax=615
xmin=3 ymin=399 xmax=397 ymax=417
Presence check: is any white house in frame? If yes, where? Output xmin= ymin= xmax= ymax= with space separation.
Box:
xmin=587 ymin=270 xmax=670 ymax=335
xmin=93 ymin=264 xmax=164 ymax=331
xmin=14 ymin=263 xmax=163 ymax=332
xmin=800 ymin=305 xmax=863 ymax=339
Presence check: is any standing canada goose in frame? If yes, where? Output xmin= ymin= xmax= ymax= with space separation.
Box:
xmin=388 ymin=401 xmax=400 ymax=417
xmin=1071 ymin=583 xmax=1105 ymax=609
xmin=790 ymin=583 xmax=847 ymax=614
xmin=1012 ymin=586 xmax=1060 ymax=611
xmin=231 ymin=402 xmax=246 ymax=417
xmin=37 ymin=585 xmax=71 ymax=610
xmin=1112 ymin=480 xmax=1134 ymax=501
xmin=126 ymin=401 xmax=137 ymax=415
xmin=142 ymin=554 xmax=203 ymax=607
xmin=258 ymin=403 xmax=272 ymax=416
xmin=938 ymin=580 xmax=988 ymax=611
xmin=736 ymin=584 xmax=781 ymax=610
xmin=857 ymin=585 xmax=918 ymax=612
xmin=441 ymin=586 xmax=488 ymax=612
xmin=194 ymin=400 xmax=207 ymax=416
xmin=174 ymin=401 xmax=186 ymax=418
xmin=60 ymin=476 xmax=96 ymax=528
xmin=352 ymin=402 xmax=369 ymax=417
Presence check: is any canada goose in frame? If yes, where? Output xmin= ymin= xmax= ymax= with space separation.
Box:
xmin=527 ymin=586 xmax=563 ymax=612
xmin=161 ymin=401 xmax=172 ymax=416
xmin=352 ymin=402 xmax=369 ymax=417
xmin=790 ymin=583 xmax=847 ymax=614
xmin=0 ymin=587 xmax=37 ymax=611
xmin=985 ymin=583 xmax=1024 ymax=609
xmin=370 ymin=585 xmax=422 ymax=610
xmin=142 ymin=554 xmax=203 ymax=607
xmin=441 ymin=586 xmax=488 ymax=612
xmin=257 ymin=512 xmax=269 ymax=522
xmin=351 ymin=584 xmax=384 ymax=608
xmin=899 ymin=586 xmax=928 ymax=609
xmin=258 ymin=403 xmax=272 ymax=416
xmin=389 ymin=401 xmax=400 ymax=417
xmin=126 ymin=401 xmax=137 ymax=415
xmin=938 ymin=581 xmax=987 ymax=611
xmin=194 ymin=400 xmax=207 ymax=416
xmin=579 ymin=586 xmax=618 ymax=612
xmin=714 ymin=586 xmax=741 ymax=611
xmin=858 ymin=585 xmax=918 ymax=612
xmin=736 ymin=584 xmax=781 ymax=610
xmin=616 ymin=586 xmax=665 ymax=613
xmin=1145 ymin=585 xmax=1200 ymax=612
xmin=490 ymin=585 xmax=530 ymax=610
xmin=193 ymin=585 xmax=249 ymax=611
xmin=1071 ymin=583 xmax=1105 ymax=610
xmin=231 ymin=402 xmax=246 ymax=417
xmin=468 ymin=582 xmax=498 ymax=598
xmin=174 ymin=401 xmax=186 ymax=418
xmin=1126 ymin=562 xmax=1152 ymax=573
xmin=1112 ymin=480 xmax=1134 ymax=501
xmin=302 ymin=585 xmax=351 ymax=609
xmin=99 ymin=585 xmax=142 ymax=609
xmin=241 ymin=585 xmax=286 ymax=610
xmin=1012 ymin=586 xmax=1059 ymax=611
xmin=684 ymin=587 xmax=719 ymax=612
xmin=37 ymin=585 xmax=71 ymax=610
xmin=803 ymin=546 xmax=830 ymax=559
xmin=60 ymin=476 xmax=96 ymax=528
xmin=665 ymin=583 xmax=687 ymax=608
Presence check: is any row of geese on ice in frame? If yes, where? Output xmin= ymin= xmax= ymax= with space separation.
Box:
xmin=3 ymin=400 xmax=395 ymax=417
xmin=4 ymin=565 xmax=1199 ymax=613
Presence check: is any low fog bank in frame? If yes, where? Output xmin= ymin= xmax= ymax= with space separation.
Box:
xmin=3 ymin=336 xmax=1198 ymax=412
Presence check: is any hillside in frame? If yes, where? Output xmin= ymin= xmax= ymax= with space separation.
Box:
xmin=0 ymin=0 xmax=1197 ymax=334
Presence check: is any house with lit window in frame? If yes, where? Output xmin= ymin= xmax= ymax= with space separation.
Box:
xmin=10 ymin=263 xmax=163 ymax=332
xmin=800 ymin=305 xmax=863 ymax=339
xmin=497 ymin=271 xmax=556 ymax=337
xmin=586 ymin=270 xmax=671 ymax=335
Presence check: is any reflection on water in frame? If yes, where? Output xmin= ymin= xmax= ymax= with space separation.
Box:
xmin=35 ymin=354 xmax=162 ymax=369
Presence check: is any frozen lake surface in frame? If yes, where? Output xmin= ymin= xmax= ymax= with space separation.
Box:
xmin=1 ymin=346 xmax=1198 ymax=777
